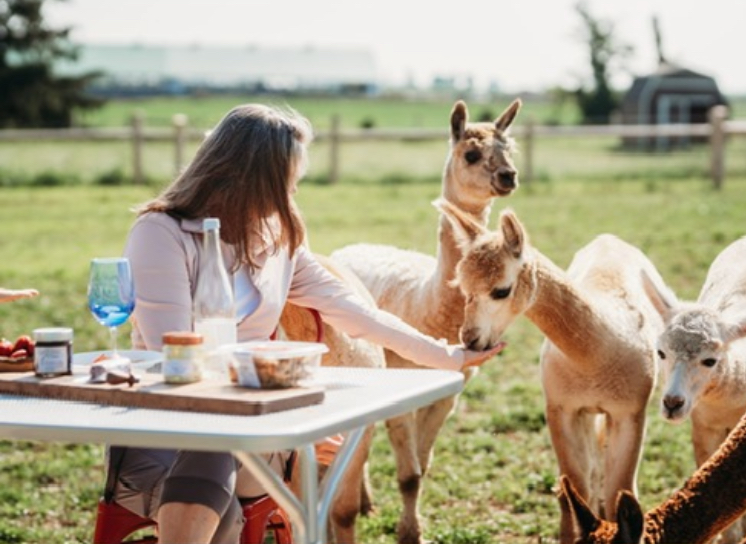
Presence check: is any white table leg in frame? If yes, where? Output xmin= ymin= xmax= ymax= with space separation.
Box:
xmin=233 ymin=425 xmax=366 ymax=544
xmin=232 ymin=449 xmax=311 ymax=542
xmin=317 ymin=426 xmax=366 ymax=532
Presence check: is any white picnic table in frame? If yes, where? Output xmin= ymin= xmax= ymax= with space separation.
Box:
xmin=0 ymin=366 xmax=464 ymax=544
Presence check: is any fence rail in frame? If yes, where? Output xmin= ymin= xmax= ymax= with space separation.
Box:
xmin=1 ymin=106 xmax=744 ymax=188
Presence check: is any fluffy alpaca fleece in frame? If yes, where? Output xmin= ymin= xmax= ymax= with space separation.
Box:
xmin=642 ymin=235 xmax=746 ymax=544
xmin=436 ymin=201 xmax=672 ymax=544
xmin=560 ymin=408 xmax=746 ymax=544
xmin=329 ymin=98 xmax=521 ymax=544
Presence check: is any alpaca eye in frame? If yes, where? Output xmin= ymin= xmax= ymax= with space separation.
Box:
xmin=657 ymin=350 xmax=666 ymax=360
xmin=702 ymin=358 xmax=717 ymax=368
xmin=490 ymin=287 xmax=511 ymax=300
xmin=464 ymin=150 xmax=482 ymax=164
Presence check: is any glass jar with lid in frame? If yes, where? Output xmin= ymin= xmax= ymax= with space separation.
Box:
xmin=162 ymin=331 xmax=204 ymax=384
xmin=33 ymin=327 xmax=73 ymax=377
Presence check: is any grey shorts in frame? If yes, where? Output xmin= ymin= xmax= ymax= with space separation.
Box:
xmin=109 ymin=446 xmax=292 ymax=544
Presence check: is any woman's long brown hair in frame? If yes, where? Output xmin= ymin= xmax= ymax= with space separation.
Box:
xmin=136 ymin=103 xmax=312 ymax=271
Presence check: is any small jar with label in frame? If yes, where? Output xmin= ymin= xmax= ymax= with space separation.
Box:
xmin=162 ymin=331 xmax=204 ymax=384
xmin=34 ymin=327 xmax=73 ymax=378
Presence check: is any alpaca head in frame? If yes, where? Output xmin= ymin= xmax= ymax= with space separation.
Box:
xmin=640 ymin=270 xmax=746 ymax=421
xmin=559 ymin=475 xmax=644 ymax=544
xmin=435 ymin=199 xmax=536 ymax=350
xmin=657 ymin=305 xmax=746 ymax=422
xmin=444 ymin=98 xmax=521 ymax=209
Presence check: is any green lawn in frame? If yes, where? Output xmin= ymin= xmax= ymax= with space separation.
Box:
xmin=1 ymin=174 xmax=745 ymax=542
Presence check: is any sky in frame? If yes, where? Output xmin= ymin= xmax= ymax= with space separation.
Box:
xmin=45 ymin=0 xmax=746 ymax=95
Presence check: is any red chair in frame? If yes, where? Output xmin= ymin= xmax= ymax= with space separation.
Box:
xmin=92 ymin=493 xmax=293 ymax=544
xmin=92 ymin=500 xmax=156 ymax=544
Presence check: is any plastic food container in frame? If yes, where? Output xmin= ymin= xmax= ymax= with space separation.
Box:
xmin=223 ymin=341 xmax=328 ymax=389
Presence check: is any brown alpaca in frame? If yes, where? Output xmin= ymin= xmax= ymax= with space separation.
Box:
xmin=279 ymin=254 xmax=386 ymax=544
xmin=436 ymin=201 xmax=672 ymax=544
xmin=560 ymin=410 xmax=746 ymax=544
xmin=329 ymin=98 xmax=521 ymax=543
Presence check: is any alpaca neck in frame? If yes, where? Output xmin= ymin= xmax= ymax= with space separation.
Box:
xmin=523 ymin=251 xmax=613 ymax=366
xmin=424 ymin=172 xmax=493 ymax=338
xmin=437 ymin=171 xmax=492 ymax=286
xmin=645 ymin=422 xmax=746 ymax=543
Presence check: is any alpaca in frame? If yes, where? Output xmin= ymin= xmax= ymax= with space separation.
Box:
xmin=641 ymin=236 xmax=746 ymax=544
xmin=559 ymin=409 xmax=746 ymax=544
xmin=329 ymin=98 xmax=522 ymax=543
xmin=436 ymin=200 xmax=672 ymax=544
xmin=279 ymin=254 xmax=386 ymax=544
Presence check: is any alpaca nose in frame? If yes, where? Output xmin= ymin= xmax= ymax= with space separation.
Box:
xmin=460 ymin=328 xmax=483 ymax=351
xmin=663 ymin=395 xmax=685 ymax=414
xmin=498 ymin=170 xmax=516 ymax=188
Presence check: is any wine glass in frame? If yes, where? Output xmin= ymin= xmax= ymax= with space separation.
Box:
xmin=87 ymin=257 xmax=135 ymax=357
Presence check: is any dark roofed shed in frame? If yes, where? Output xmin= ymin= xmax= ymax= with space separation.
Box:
xmin=620 ymin=62 xmax=728 ymax=150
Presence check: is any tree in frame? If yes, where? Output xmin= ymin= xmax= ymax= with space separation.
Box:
xmin=0 ymin=0 xmax=103 ymax=128
xmin=572 ymin=2 xmax=633 ymax=124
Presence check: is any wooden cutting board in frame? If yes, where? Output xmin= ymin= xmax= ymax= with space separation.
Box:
xmin=0 ymin=371 xmax=324 ymax=416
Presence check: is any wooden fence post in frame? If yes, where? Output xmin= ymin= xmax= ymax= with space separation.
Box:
xmin=709 ymin=104 xmax=728 ymax=190
xmin=173 ymin=113 xmax=188 ymax=177
xmin=328 ymin=114 xmax=340 ymax=184
xmin=131 ymin=110 xmax=145 ymax=185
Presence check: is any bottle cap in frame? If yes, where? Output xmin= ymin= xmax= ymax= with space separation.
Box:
xmin=203 ymin=217 xmax=220 ymax=231
xmin=163 ymin=331 xmax=204 ymax=345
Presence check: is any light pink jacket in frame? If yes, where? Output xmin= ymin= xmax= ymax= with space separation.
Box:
xmin=123 ymin=212 xmax=464 ymax=370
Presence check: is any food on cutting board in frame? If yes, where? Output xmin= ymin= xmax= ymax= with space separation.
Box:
xmin=0 ymin=335 xmax=35 ymax=361
xmin=89 ymin=352 xmax=133 ymax=383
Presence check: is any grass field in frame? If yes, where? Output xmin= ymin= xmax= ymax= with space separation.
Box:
xmin=1 ymin=172 xmax=746 ymax=542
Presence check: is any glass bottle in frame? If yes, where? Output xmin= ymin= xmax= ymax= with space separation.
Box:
xmin=193 ymin=217 xmax=237 ymax=377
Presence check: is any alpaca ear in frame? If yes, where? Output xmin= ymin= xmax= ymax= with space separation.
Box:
xmin=495 ymin=98 xmax=522 ymax=132
xmin=615 ymin=491 xmax=644 ymax=544
xmin=500 ymin=209 xmax=525 ymax=258
xmin=433 ymin=198 xmax=486 ymax=250
xmin=721 ymin=314 xmax=746 ymax=344
xmin=450 ymin=100 xmax=468 ymax=142
xmin=559 ymin=475 xmax=601 ymax=540
xmin=641 ymin=269 xmax=678 ymax=321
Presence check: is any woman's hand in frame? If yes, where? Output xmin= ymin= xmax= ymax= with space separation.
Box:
xmin=0 ymin=288 xmax=39 ymax=304
xmin=460 ymin=341 xmax=507 ymax=369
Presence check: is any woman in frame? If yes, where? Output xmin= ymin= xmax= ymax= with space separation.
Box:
xmin=114 ymin=103 xmax=504 ymax=544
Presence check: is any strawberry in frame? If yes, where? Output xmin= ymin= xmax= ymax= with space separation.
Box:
xmin=12 ymin=335 xmax=34 ymax=356
xmin=0 ymin=339 xmax=12 ymax=357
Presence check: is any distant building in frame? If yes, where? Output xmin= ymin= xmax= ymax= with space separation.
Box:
xmin=619 ymin=16 xmax=729 ymax=150
xmin=57 ymin=43 xmax=379 ymax=96
xmin=620 ymin=62 xmax=729 ymax=150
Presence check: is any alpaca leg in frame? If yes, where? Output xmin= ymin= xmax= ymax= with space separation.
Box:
xmin=328 ymin=425 xmax=375 ymax=544
xmin=546 ymin=406 xmax=596 ymax=544
xmin=359 ymin=461 xmax=374 ymax=516
xmin=385 ymin=412 xmax=423 ymax=544
xmin=414 ymin=394 xmax=459 ymax=476
xmin=603 ymin=414 xmax=645 ymax=522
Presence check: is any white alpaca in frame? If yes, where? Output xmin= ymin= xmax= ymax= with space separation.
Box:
xmin=642 ymin=236 xmax=746 ymax=544
xmin=560 ymin=405 xmax=746 ymax=544
xmin=330 ymin=98 xmax=522 ymax=543
xmin=436 ymin=201 xmax=672 ymax=544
